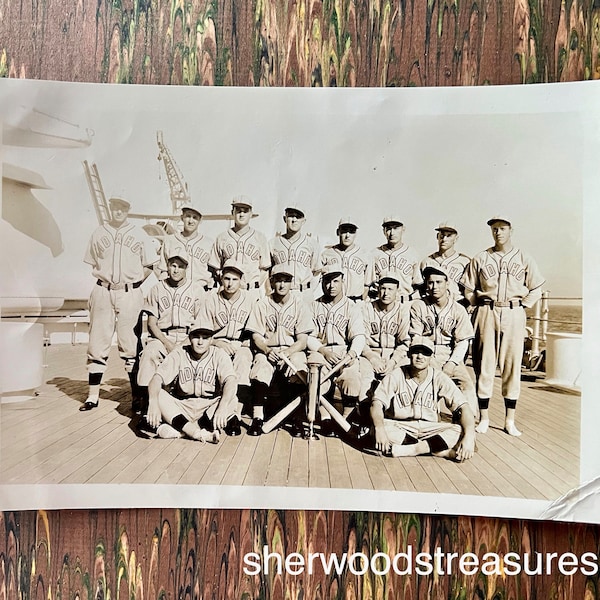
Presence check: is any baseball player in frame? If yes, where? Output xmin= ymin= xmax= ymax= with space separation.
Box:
xmin=81 ymin=196 xmax=158 ymax=411
xmin=269 ymin=205 xmax=321 ymax=299
xmin=461 ymin=217 xmax=545 ymax=436
xmin=196 ymin=259 xmax=254 ymax=433
xmin=320 ymin=217 xmax=371 ymax=301
xmin=157 ymin=203 xmax=214 ymax=290
xmin=420 ymin=222 xmax=470 ymax=305
xmin=410 ymin=265 xmax=478 ymax=418
xmin=146 ymin=320 xmax=238 ymax=440
xmin=208 ymin=197 xmax=271 ymax=296
xmin=245 ymin=264 xmax=314 ymax=437
xmin=359 ymin=270 xmax=411 ymax=400
xmin=136 ymin=249 xmax=204 ymax=414
xmin=370 ymin=216 xmax=422 ymax=301
xmin=307 ymin=263 xmax=366 ymax=435
xmin=370 ymin=337 xmax=476 ymax=461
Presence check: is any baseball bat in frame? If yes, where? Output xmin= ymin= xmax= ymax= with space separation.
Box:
xmin=262 ymin=397 xmax=302 ymax=434
xmin=321 ymin=355 xmax=351 ymax=383
xmin=319 ymin=395 xmax=352 ymax=433
xmin=279 ymin=353 xmax=308 ymax=384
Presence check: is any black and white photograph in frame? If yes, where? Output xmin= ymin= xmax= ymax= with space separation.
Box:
xmin=0 ymin=79 xmax=596 ymax=518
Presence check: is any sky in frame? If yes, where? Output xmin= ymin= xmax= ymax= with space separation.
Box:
xmin=0 ymin=80 xmax=587 ymax=304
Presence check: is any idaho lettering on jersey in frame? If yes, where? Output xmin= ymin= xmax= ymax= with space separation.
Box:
xmin=213 ymin=305 xmax=250 ymax=331
xmin=373 ymin=254 xmax=414 ymax=277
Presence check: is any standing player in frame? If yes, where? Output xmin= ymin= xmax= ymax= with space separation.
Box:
xmin=320 ymin=217 xmax=371 ymax=301
xmin=420 ymin=222 xmax=470 ymax=305
xmin=360 ymin=271 xmax=411 ymax=401
xmin=410 ymin=265 xmax=478 ymax=417
xmin=81 ymin=196 xmax=158 ymax=411
xmin=208 ymin=197 xmax=271 ymax=295
xmin=371 ymin=216 xmax=422 ymax=301
xmin=146 ymin=320 xmax=238 ymax=440
xmin=370 ymin=337 xmax=476 ymax=461
xmin=196 ymin=259 xmax=255 ymax=432
xmin=245 ymin=264 xmax=314 ymax=436
xmin=157 ymin=203 xmax=214 ymax=290
xmin=269 ymin=205 xmax=321 ymax=299
xmin=462 ymin=217 xmax=545 ymax=436
xmin=136 ymin=250 xmax=204 ymax=414
xmin=307 ymin=263 xmax=366 ymax=434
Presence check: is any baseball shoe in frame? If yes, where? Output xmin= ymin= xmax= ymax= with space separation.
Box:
xmin=224 ymin=416 xmax=242 ymax=436
xmin=79 ymin=399 xmax=98 ymax=411
xmin=288 ymin=421 xmax=305 ymax=438
xmin=157 ymin=423 xmax=183 ymax=439
xmin=247 ymin=418 xmax=264 ymax=436
xmin=319 ymin=419 xmax=337 ymax=437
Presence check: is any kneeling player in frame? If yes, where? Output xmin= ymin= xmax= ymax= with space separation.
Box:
xmin=370 ymin=337 xmax=475 ymax=461
xmin=146 ymin=321 xmax=239 ymax=440
xmin=246 ymin=264 xmax=313 ymax=437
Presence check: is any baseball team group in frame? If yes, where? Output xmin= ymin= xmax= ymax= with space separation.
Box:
xmin=80 ymin=195 xmax=544 ymax=462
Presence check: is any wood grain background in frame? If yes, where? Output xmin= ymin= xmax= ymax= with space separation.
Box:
xmin=0 ymin=509 xmax=598 ymax=599
xmin=1 ymin=0 xmax=599 ymax=85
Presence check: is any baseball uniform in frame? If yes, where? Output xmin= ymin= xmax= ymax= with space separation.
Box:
xmin=360 ymin=299 xmax=410 ymax=399
xmin=371 ymin=244 xmax=422 ymax=299
xmin=209 ymin=227 xmax=271 ymax=289
xmin=321 ymin=245 xmax=371 ymax=299
xmin=246 ymin=293 xmax=313 ymax=385
xmin=373 ymin=365 xmax=467 ymax=448
xmin=462 ymin=247 xmax=545 ymax=400
xmin=84 ymin=221 xmax=157 ymax=375
xmin=196 ymin=288 xmax=254 ymax=385
xmin=137 ymin=278 xmax=204 ymax=386
xmin=154 ymin=344 xmax=236 ymax=423
xmin=158 ymin=232 xmax=214 ymax=289
xmin=409 ymin=296 xmax=477 ymax=416
xmin=308 ymin=295 xmax=366 ymax=398
xmin=420 ymin=251 xmax=470 ymax=302
xmin=270 ymin=232 xmax=321 ymax=294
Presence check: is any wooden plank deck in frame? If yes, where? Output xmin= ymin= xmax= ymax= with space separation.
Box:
xmin=0 ymin=344 xmax=580 ymax=499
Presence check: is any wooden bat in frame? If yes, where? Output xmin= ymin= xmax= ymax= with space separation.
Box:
xmin=321 ymin=355 xmax=352 ymax=382
xmin=262 ymin=397 xmax=302 ymax=434
xmin=279 ymin=353 xmax=307 ymax=384
xmin=319 ymin=395 xmax=352 ymax=433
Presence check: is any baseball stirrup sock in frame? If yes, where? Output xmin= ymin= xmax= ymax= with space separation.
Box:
xmin=427 ymin=435 xmax=449 ymax=454
xmin=478 ymin=398 xmax=490 ymax=410
xmin=171 ymin=414 xmax=189 ymax=433
xmin=504 ymin=398 xmax=518 ymax=410
xmin=89 ymin=372 xmax=103 ymax=386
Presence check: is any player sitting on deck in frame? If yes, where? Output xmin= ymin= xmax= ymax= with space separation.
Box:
xmin=146 ymin=320 xmax=239 ymax=441
xmin=359 ymin=270 xmax=410 ymax=401
xmin=136 ymin=249 xmax=204 ymax=415
xmin=409 ymin=265 xmax=478 ymax=418
xmin=369 ymin=337 xmax=476 ymax=461
xmin=246 ymin=264 xmax=313 ymax=437
xmin=307 ymin=263 xmax=366 ymax=436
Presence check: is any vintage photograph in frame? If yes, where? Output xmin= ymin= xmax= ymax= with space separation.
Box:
xmin=0 ymin=79 xmax=589 ymax=515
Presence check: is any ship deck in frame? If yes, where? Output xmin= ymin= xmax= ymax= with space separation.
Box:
xmin=0 ymin=343 xmax=580 ymax=500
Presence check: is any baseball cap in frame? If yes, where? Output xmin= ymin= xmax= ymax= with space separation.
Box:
xmin=422 ymin=265 xmax=449 ymax=280
xmin=221 ymin=258 xmax=245 ymax=277
xmin=435 ymin=222 xmax=458 ymax=233
xmin=378 ymin=270 xmax=401 ymax=285
xmin=181 ymin=203 xmax=202 ymax=218
xmin=231 ymin=196 xmax=253 ymax=210
xmin=189 ymin=319 xmax=215 ymax=336
xmin=109 ymin=197 xmax=131 ymax=210
xmin=166 ymin=248 xmax=189 ymax=266
xmin=338 ymin=217 xmax=358 ymax=230
xmin=284 ymin=205 xmax=305 ymax=218
xmin=408 ymin=336 xmax=435 ymax=356
xmin=270 ymin=263 xmax=294 ymax=279
xmin=487 ymin=216 xmax=511 ymax=226
xmin=382 ymin=215 xmax=403 ymax=226
xmin=321 ymin=262 xmax=344 ymax=279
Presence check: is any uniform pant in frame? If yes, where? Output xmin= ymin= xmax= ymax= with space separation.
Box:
xmin=137 ymin=332 xmax=189 ymax=386
xmin=384 ymin=418 xmax=463 ymax=449
xmin=250 ymin=350 xmax=307 ymax=385
xmin=472 ymin=305 xmax=526 ymax=400
xmin=157 ymin=388 xmax=234 ymax=424
xmin=308 ymin=348 xmax=361 ymax=398
xmin=87 ymin=284 xmax=143 ymax=374
xmin=430 ymin=356 xmax=478 ymax=419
